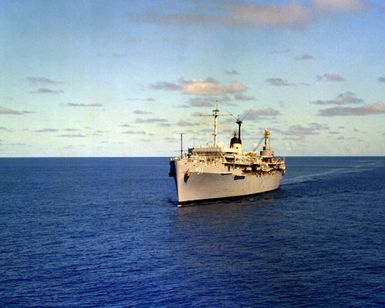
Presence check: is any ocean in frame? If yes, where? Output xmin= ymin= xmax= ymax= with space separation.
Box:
xmin=1 ymin=157 xmax=385 ymax=307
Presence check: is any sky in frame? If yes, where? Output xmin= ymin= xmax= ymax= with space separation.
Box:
xmin=1 ymin=0 xmax=385 ymax=157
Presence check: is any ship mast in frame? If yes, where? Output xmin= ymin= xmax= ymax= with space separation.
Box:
xmin=264 ymin=128 xmax=270 ymax=150
xmin=236 ymin=118 xmax=242 ymax=144
xmin=213 ymin=107 xmax=219 ymax=146
xmin=180 ymin=133 xmax=183 ymax=158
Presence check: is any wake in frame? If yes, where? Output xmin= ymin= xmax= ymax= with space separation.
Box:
xmin=281 ymin=160 xmax=381 ymax=186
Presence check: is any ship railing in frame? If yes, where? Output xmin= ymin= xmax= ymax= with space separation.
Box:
xmin=272 ymin=156 xmax=285 ymax=162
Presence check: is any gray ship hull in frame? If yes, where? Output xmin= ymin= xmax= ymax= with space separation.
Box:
xmin=173 ymin=160 xmax=283 ymax=206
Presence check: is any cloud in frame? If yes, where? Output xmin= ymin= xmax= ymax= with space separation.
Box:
xmin=318 ymin=73 xmax=344 ymax=81
xmin=152 ymin=77 xmax=247 ymax=96
xmin=33 ymin=128 xmax=59 ymax=133
xmin=241 ymin=108 xmax=281 ymax=120
xmin=378 ymin=76 xmax=385 ymax=83
xmin=311 ymin=91 xmax=363 ymax=105
xmin=138 ymin=11 xmax=220 ymax=28
xmin=67 ymin=103 xmax=103 ymax=107
xmin=267 ymin=78 xmax=291 ymax=86
xmin=181 ymin=78 xmax=247 ymax=96
xmin=283 ymin=122 xmax=329 ymax=136
xmin=0 ymin=126 xmax=13 ymax=132
xmin=230 ymin=2 xmax=313 ymax=28
xmin=318 ymin=102 xmax=385 ymax=116
xmin=159 ymin=123 xmax=172 ymax=127
xmin=139 ymin=138 xmax=151 ymax=143
xmin=139 ymin=3 xmax=313 ymax=28
xmin=0 ymin=107 xmax=33 ymax=115
xmin=25 ymin=76 xmax=61 ymax=84
xmin=59 ymin=134 xmax=86 ymax=138
xmin=180 ymin=95 xmax=232 ymax=108
xmin=175 ymin=120 xmax=199 ymax=127
xmin=32 ymin=88 xmax=64 ymax=94
xmin=0 ymin=106 xmax=22 ymax=115
xmin=328 ymin=131 xmax=340 ymax=135
xmin=225 ymin=69 xmax=239 ymax=75
xmin=135 ymin=118 xmax=169 ymax=124
xmin=63 ymin=128 xmax=81 ymax=132
xmin=122 ymin=130 xmax=147 ymax=135
xmin=233 ymin=93 xmax=255 ymax=101
xmin=137 ymin=1 xmax=366 ymax=30
xmin=296 ymin=54 xmax=315 ymax=60
xmin=150 ymin=81 xmax=182 ymax=91
xmin=164 ymin=137 xmax=178 ymax=143
xmin=133 ymin=109 xmax=152 ymax=115
xmin=312 ymin=0 xmax=366 ymax=13
xmin=272 ymin=48 xmax=290 ymax=54
xmin=128 ymin=98 xmax=155 ymax=102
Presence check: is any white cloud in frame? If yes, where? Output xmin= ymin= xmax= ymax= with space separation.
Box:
xmin=133 ymin=110 xmax=152 ymax=115
xmin=318 ymin=73 xmax=344 ymax=81
xmin=225 ymin=69 xmax=239 ymax=75
xmin=150 ymin=81 xmax=181 ymax=91
xmin=0 ymin=106 xmax=21 ymax=115
xmin=67 ymin=103 xmax=103 ymax=107
xmin=59 ymin=134 xmax=86 ymax=138
xmin=25 ymin=76 xmax=61 ymax=84
xmin=152 ymin=77 xmax=247 ymax=96
xmin=138 ymin=0 xmax=367 ymax=30
xmin=234 ymin=93 xmax=255 ymax=101
xmin=33 ymin=128 xmax=59 ymax=133
xmin=311 ymin=91 xmax=363 ymax=105
xmin=122 ymin=130 xmax=147 ymax=135
xmin=241 ymin=108 xmax=281 ymax=120
xmin=230 ymin=2 xmax=313 ymax=28
xmin=267 ymin=78 xmax=291 ymax=86
xmin=181 ymin=78 xmax=247 ymax=96
xmin=283 ymin=122 xmax=329 ymax=136
xmin=32 ymin=88 xmax=64 ymax=94
xmin=296 ymin=54 xmax=315 ymax=60
xmin=312 ymin=0 xmax=366 ymax=13
xmin=318 ymin=102 xmax=385 ymax=116
xmin=135 ymin=118 xmax=169 ymax=124
xmin=175 ymin=120 xmax=199 ymax=127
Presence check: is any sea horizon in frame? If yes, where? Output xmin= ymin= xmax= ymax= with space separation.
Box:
xmin=0 ymin=155 xmax=384 ymax=159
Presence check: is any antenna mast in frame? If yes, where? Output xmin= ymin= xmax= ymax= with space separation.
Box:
xmin=199 ymin=102 xmax=228 ymax=146
xmin=180 ymin=133 xmax=183 ymax=158
xmin=236 ymin=119 xmax=242 ymax=144
xmin=213 ymin=106 xmax=219 ymax=146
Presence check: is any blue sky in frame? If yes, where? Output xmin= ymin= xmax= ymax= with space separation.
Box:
xmin=1 ymin=0 xmax=384 ymax=157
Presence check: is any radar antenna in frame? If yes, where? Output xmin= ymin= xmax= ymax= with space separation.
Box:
xmin=226 ymin=108 xmax=252 ymax=144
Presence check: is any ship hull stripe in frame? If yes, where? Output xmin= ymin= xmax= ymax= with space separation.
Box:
xmin=177 ymin=187 xmax=280 ymax=207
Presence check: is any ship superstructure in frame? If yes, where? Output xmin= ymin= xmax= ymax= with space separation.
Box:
xmin=169 ymin=107 xmax=286 ymax=206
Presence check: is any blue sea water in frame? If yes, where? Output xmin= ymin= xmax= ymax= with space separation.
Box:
xmin=1 ymin=157 xmax=385 ymax=307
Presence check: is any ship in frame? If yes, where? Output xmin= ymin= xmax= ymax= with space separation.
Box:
xmin=169 ymin=107 xmax=286 ymax=206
